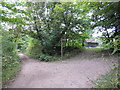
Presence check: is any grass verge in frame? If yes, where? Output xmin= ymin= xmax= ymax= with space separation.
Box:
xmin=2 ymin=56 xmax=20 ymax=88
xmin=94 ymin=67 xmax=119 ymax=88
xmin=85 ymin=46 xmax=104 ymax=52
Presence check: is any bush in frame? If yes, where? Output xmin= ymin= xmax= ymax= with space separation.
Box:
xmin=25 ymin=37 xmax=81 ymax=62
xmin=102 ymin=35 xmax=120 ymax=55
xmin=26 ymin=37 xmax=43 ymax=56
xmin=35 ymin=53 xmax=55 ymax=62
xmin=1 ymin=28 xmax=20 ymax=86
xmin=17 ymin=35 xmax=29 ymax=53
xmin=25 ymin=37 xmax=55 ymax=62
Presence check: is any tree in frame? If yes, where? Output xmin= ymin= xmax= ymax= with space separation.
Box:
xmin=89 ymin=2 xmax=120 ymax=54
xmin=26 ymin=2 xmax=91 ymax=55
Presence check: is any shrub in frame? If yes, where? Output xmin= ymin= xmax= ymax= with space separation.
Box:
xmin=102 ymin=35 xmax=120 ymax=55
xmin=17 ymin=35 xmax=29 ymax=53
xmin=26 ymin=37 xmax=43 ymax=56
xmin=1 ymin=28 xmax=20 ymax=86
xmin=36 ymin=53 xmax=55 ymax=62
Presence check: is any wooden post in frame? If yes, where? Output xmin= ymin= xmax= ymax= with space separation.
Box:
xmin=61 ymin=38 xmax=63 ymax=60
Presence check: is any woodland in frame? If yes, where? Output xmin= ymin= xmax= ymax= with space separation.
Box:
xmin=0 ymin=1 xmax=120 ymax=88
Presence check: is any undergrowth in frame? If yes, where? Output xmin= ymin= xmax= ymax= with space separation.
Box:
xmin=25 ymin=37 xmax=81 ymax=62
xmin=1 ymin=29 xmax=21 ymax=87
xmin=93 ymin=67 xmax=119 ymax=88
xmin=27 ymin=49 xmax=81 ymax=62
xmin=2 ymin=56 xmax=20 ymax=87
xmin=86 ymin=48 xmax=120 ymax=89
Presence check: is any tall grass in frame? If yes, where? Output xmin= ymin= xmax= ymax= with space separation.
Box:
xmin=94 ymin=67 xmax=119 ymax=88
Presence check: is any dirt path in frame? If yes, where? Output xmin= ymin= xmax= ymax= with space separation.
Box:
xmin=7 ymin=50 xmax=118 ymax=88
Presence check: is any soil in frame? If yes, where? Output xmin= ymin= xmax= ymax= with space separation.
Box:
xmin=7 ymin=50 xmax=118 ymax=88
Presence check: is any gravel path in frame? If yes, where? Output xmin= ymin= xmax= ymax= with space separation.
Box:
xmin=7 ymin=50 xmax=118 ymax=88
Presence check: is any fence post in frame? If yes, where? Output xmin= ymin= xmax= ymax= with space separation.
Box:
xmin=61 ymin=38 xmax=63 ymax=60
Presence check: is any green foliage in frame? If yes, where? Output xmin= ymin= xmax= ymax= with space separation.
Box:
xmin=90 ymin=2 xmax=120 ymax=54
xmin=25 ymin=37 xmax=56 ymax=62
xmin=25 ymin=36 xmax=81 ymax=62
xmin=17 ymin=35 xmax=29 ymax=53
xmin=0 ymin=1 xmax=27 ymax=25
xmin=1 ymin=1 xmax=91 ymax=62
xmin=25 ymin=2 xmax=90 ymax=55
xmin=1 ymin=2 xmax=120 ymax=87
xmin=62 ymin=49 xmax=81 ymax=60
xmin=35 ymin=53 xmax=56 ymax=62
xmin=34 ymin=48 xmax=81 ymax=62
xmin=94 ymin=68 xmax=119 ymax=88
xmin=111 ymin=36 xmax=120 ymax=54
xmin=26 ymin=37 xmax=43 ymax=56
xmin=2 ymin=56 xmax=20 ymax=86
xmin=65 ymin=31 xmax=89 ymax=48
xmin=1 ymin=27 xmax=20 ymax=86
xmin=101 ymin=35 xmax=120 ymax=55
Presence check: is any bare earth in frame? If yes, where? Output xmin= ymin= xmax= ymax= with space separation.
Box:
xmin=7 ymin=50 xmax=118 ymax=88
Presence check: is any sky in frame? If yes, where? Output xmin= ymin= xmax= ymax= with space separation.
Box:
xmin=92 ymin=31 xmax=102 ymax=37
xmin=92 ymin=27 xmax=115 ymax=37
